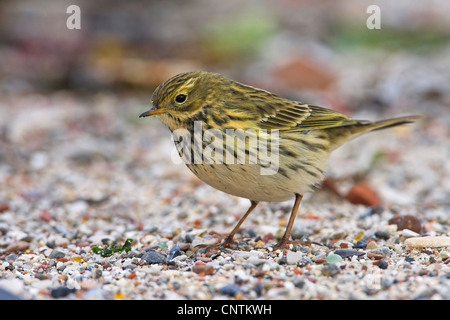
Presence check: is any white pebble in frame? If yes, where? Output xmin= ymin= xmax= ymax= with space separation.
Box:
xmin=405 ymin=236 xmax=450 ymax=248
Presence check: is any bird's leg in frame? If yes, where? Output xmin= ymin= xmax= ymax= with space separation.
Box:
xmin=274 ymin=194 xmax=303 ymax=249
xmin=222 ymin=200 xmax=259 ymax=248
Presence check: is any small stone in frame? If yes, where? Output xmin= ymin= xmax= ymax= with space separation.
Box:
xmin=375 ymin=231 xmax=390 ymax=240
xmin=366 ymin=241 xmax=378 ymax=250
xmin=34 ymin=273 xmax=49 ymax=280
xmin=388 ymin=215 xmax=421 ymax=233
xmin=314 ymin=258 xmax=326 ymax=264
xmin=192 ymin=262 xmax=214 ymax=275
xmin=167 ymin=244 xmax=183 ymax=261
xmin=72 ymin=256 xmax=82 ymax=263
xmin=50 ymin=286 xmax=76 ymax=298
xmin=334 ymin=249 xmax=365 ymax=258
xmin=142 ymin=224 xmax=158 ymax=233
xmin=114 ymin=292 xmax=125 ymax=299
xmin=247 ymin=256 xmax=266 ymax=266
xmin=353 ymin=240 xmax=368 ymax=249
xmin=191 ymin=237 xmax=217 ymax=247
xmin=401 ymin=229 xmax=420 ymax=238
xmin=262 ymin=233 xmax=274 ymax=243
xmin=157 ymin=242 xmax=167 ymax=250
xmin=376 ymin=260 xmax=388 ymax=269
xmin=0 ymin=203 xmax=9 ymax=213
xmin=354 ymin=231 xmax=364 ymax=241
xmin=286 ymin=250 xmax=303 ymax=265
xmin=326 ymin=253 xmax=343 ymax=264
xmin=92 ymin=268 xmax=102 ymax=279
xmin=293 ymin=277 xmax=305 ymax=288
xmin=368 ymin=246 xmax=391 ymax=258
xmin=345 ymin=183 xmax=381 ymax=207
xmin=177 ymin=242 xmax=191 ymax=251
xmin=220 ymin=284 xmax=242 ymax=296
xmin=5 ymin=241 xmax=29 ymax=253
xmin=48 ymin=250 xmax=66 ymax=259
xmin=321 ymin=264 xmax=340 ymax=277
xmin=39 ymin=209 xmax=52 ymax=222
xmin=405 ymin=236 xmax=450 ymax=249
xmin=405 ymin=257 xmax=415 ymax=263
xmin=141 ymin=250 xmax=166 ymax=264
xmin=367 ymin=252 xmax=383 ymax=260
xmin=5 ymin=254 xmax=18 ymax=261
xmin=185 ymin=234 xmax=195 ymax=243
xmin=331 ymin=231 xmax=347 ymax=240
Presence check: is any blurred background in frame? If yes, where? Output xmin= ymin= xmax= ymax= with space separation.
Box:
xmin=0 ymin=0 xmax=449 ymax=223
xmin=2 ymin=0 xmax=450 ymax=108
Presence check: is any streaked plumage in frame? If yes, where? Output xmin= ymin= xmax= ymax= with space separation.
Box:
xmin=140 ymin=71 xmax=421 ymax=249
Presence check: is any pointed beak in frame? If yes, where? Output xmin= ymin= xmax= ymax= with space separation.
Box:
xmin=139 ymin=106 xmax=167 ymax=118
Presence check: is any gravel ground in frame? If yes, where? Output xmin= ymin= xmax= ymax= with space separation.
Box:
xmin=0 ymin=54 xmax=449 ymax=300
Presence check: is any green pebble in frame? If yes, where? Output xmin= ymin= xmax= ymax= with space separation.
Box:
xmin=326 ymin=253 xmax=343 ymax=264
xmin=158 ymin=242 xmax=168 ymax=250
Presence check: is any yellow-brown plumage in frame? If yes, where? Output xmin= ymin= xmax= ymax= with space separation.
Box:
xmin=140 ymin=71 xmax=421 ymax=249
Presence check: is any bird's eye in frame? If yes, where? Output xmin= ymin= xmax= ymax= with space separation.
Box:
xmin=175 ymin=94 xmax=187 ymax=103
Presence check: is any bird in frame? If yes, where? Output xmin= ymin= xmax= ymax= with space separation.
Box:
xmin=139 ymin=71 xmax=421 ymax=249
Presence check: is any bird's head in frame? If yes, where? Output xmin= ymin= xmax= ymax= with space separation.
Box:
xmin=139 ymin=71 xmax=224 ymax=130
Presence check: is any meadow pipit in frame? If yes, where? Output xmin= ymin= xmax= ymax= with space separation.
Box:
xmin=140 ymin=71 xmax=421 ymax=249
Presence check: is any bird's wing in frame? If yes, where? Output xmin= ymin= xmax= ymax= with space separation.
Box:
xmin=258 ymin=103 xmax=363 ymax=131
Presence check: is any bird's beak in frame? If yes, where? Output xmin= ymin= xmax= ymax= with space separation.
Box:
xmin=139 ymin=106 xmax=167 ymax=118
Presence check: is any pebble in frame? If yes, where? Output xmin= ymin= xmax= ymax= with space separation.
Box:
xmin=367 ymin=252 xmax=383 ymax=260
xmin=401 ymin=229 xmax=421 ymax=238
xmin=368 ymin=246 xmax=391 ymax=258
xmin=344 ymin=183 xmax=381 ymax=207
xmin=192 ymin=262 xmax=214 ymax=275
xmin=326 ymin=253 xmax=343 ymax=264
xmin=5 ymin=241 xmax=29 ymax=253
xmin=375 ymin=231 xmax=391 ymax=240
xmin=167 ymin=244 xmax=183 ymax=261
xmin=286 ymin=250 xmax=303 ymax=265
xmin=50 ymin=286 xmax=76 ymax=298
xmin=220 ymin=284 xmax=242 ymax=296
xmin=376 ymin=260 xmax=389 ymax=269
xmin=353 ymin=240 xmax=368 ymax=249
xmin=0 ymin=203 xmax=9 ymax=213
xmin=141 ymin=250 xmax=166 ymax=264
xmin=321 ymin=264 xmax=340 ymax=277
xmin=388 ymin=215 xmax=422 ymax=233
xmin=314 ymin=258 xmax=326 ymax=264
xmin=405 ymin=236 xmax=450 ymax=249
xmin=92 ymin=268 xmax=102 ymax=279
xmin=191 ymin=237 xmax=217 ymax=247
xmin=5 ymin=254 xmax=18 ymax=261
xmin=334 ymin=249 xmax=365 ymax=258
xmin=48 ymin=250 xmax=66 ymax=259
xmin=366 ymin=241 xmax=378 ymax=249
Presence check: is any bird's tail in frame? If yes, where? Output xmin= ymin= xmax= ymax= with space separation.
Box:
xmin=362 ymin=115 xmax=423 ymax=132
xmin=327 ymin=115 xmax=423 ymax=150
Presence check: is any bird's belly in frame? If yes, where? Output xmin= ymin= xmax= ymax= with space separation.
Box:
xmin=186 ymin=161 xmax=324 ymax=202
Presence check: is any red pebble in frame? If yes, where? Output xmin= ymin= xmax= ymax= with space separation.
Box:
xmin=345 ymin=183 xmax=382 ymax=207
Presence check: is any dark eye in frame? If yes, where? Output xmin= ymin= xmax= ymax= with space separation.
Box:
xmin=175 ymin=94 xmax=187 ymax=103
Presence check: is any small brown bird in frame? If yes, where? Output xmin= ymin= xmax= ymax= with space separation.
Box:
xmin=140 ymin=71 xmax=421 ymax=249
